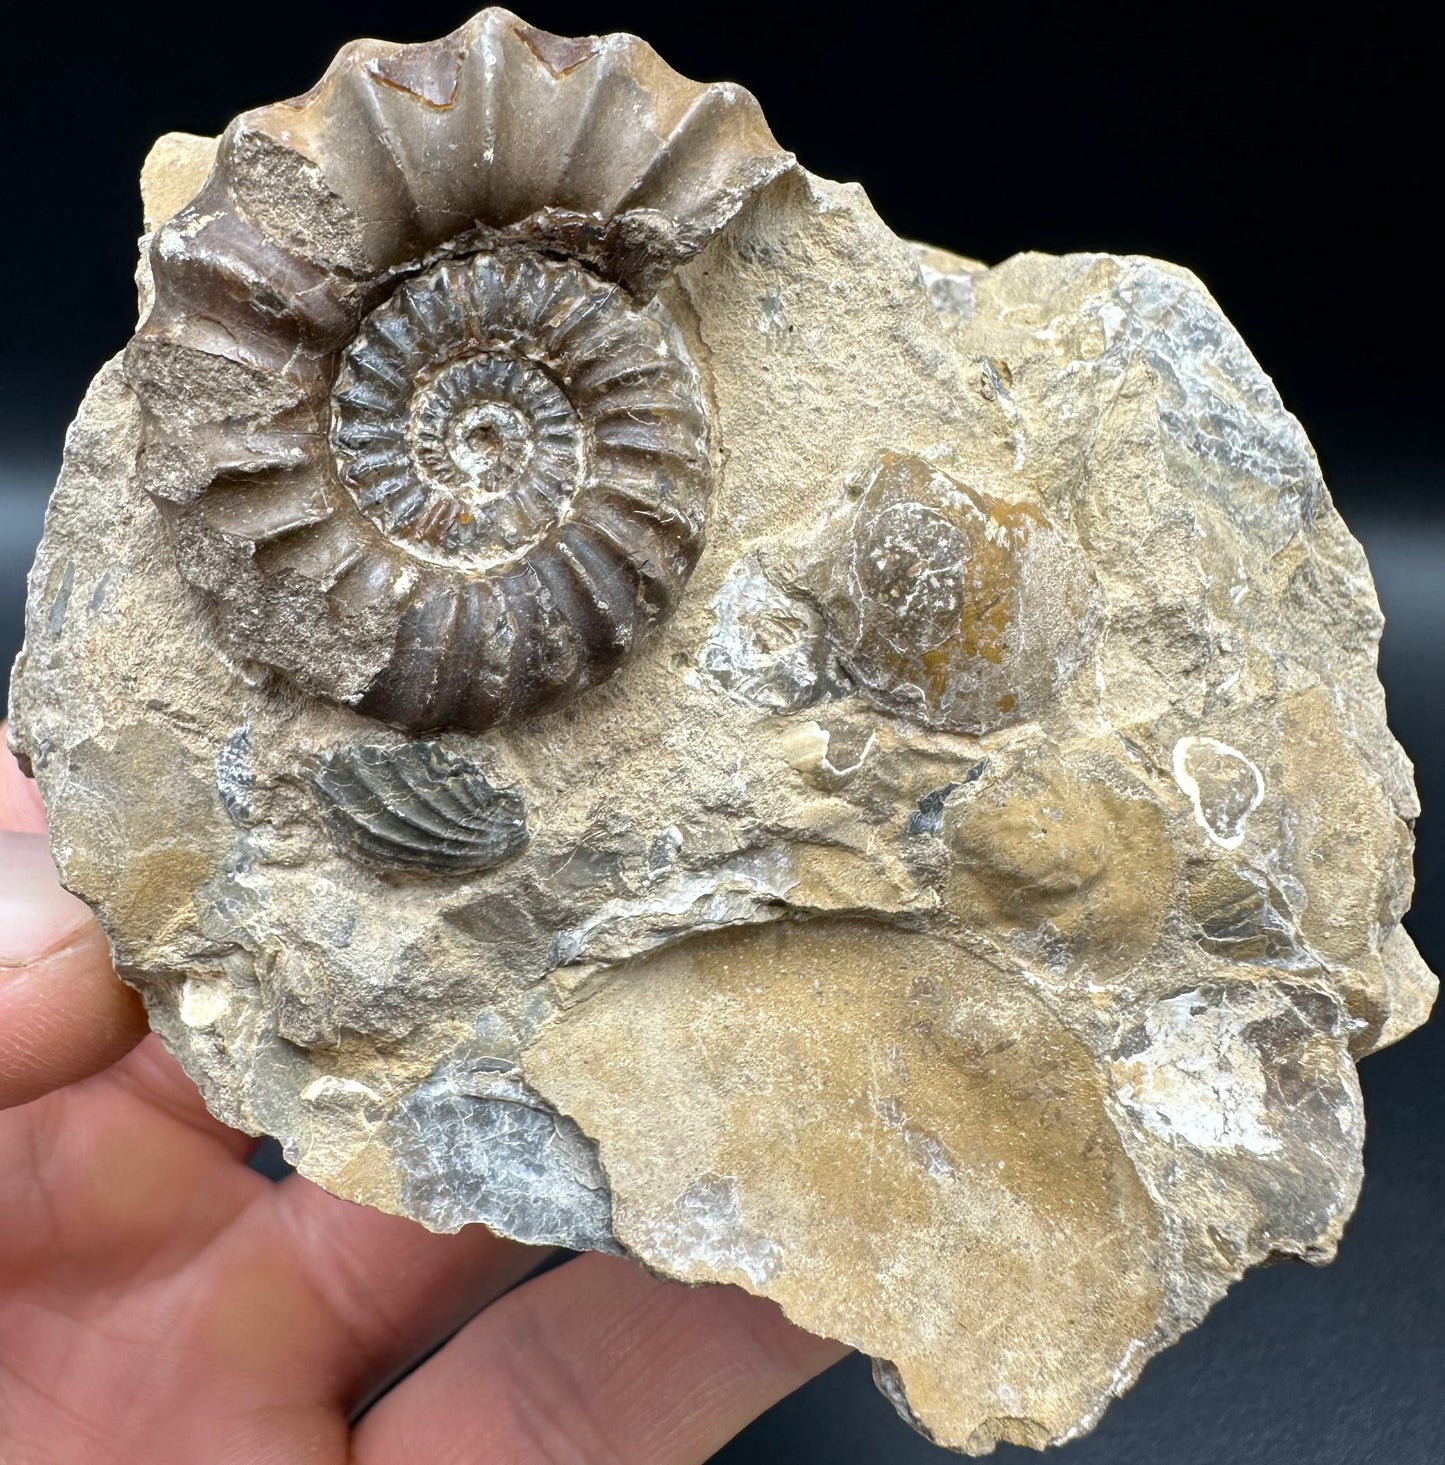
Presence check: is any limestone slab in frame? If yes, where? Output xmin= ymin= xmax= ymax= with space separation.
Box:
xmin=9 ymin=9 xmax=1434 ymax=1452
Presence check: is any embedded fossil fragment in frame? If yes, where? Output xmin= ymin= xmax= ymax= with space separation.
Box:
xmin=783 ymin=451 xmax=1098 ymax=733
xmin=9 ymin=8 xmax=1435 ymax=1458
xmin=311 ymin=740 xmax=528 ymax=875
xmin=324 ymin=248 xmax=711 ymax=730
xmin=941 ymin=737 xmax=1177 ymax=977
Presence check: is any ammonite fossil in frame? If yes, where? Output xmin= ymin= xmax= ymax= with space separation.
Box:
xmin=325 ymin=249 xmax=710 ymax=730
xmin=130 ymin=7 xmax=789 ymax=733
xmin=784 ymin=452 xmax=1098 ymax=734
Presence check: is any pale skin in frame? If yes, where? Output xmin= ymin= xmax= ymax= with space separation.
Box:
xmin=0 ymin=724 xmax=845 ymax=1464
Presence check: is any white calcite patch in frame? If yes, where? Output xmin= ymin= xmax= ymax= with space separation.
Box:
xmin=1172 ymin=735 xmax=1265 ymax=849
xmin=629 ymin=1173 xmax=784 ymax=1289
xmin=1111 ymin=990 xmax=1281 ymax=1155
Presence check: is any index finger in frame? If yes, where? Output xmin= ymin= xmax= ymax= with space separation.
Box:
xmin=0 ymin=722 xmax=148 ymax=1108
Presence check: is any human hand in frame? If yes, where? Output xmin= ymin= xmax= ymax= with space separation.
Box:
xmin=0 ymin=725 xmax=844 ymax=1464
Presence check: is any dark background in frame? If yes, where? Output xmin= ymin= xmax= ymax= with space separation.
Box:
xmin=1 ymin=3 xmax=1439 ymax=1461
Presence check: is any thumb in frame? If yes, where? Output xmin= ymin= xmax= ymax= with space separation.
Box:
xmin=0 ymin=827 xmax=148 ymax=1109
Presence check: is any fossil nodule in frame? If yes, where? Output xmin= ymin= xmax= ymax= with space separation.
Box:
xmin=9 ymin=7 xmax=1435 ymax=1456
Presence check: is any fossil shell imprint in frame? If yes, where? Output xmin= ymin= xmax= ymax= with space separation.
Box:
xmin=129 ymin=9 xmax=791 ymax=733
xmin=790 ymin=453 xmax=1099 ymax=734
xmin=312 ymin=739 xmax=529 ymax=874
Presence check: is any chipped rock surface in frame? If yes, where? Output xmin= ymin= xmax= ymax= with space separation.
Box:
xmin=8 ymin=10 xmax=1436 ymax=1454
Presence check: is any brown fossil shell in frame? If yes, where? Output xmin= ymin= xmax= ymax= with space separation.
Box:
xmin=127 ymin=8 xmax=791 ymax=733
xmin=791 ymin=453 xmax=1099 ymax=735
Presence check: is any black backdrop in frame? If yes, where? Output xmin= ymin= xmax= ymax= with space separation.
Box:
xmin=0 ymin=4 xmax=1439 ymax=1462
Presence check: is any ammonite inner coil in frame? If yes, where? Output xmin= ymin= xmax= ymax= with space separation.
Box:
xmin=326 ymin=249 xmax=711 ymax=731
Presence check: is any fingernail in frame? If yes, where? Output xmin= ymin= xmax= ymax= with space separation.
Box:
xmin=0 ymin=831 xmax=95 ymax=966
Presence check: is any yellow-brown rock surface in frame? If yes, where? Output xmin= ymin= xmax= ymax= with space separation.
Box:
xmin=526 ymin=922 xmax=1169 ymax=1451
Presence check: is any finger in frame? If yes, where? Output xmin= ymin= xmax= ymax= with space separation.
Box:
xmin=353 ymin=1252 xmax=848 ymax=1465
xmin=103 ymin=1033 xmax=259 ymax=1160
xmin=267 ymin=1175 xmax=550 ymax=1412
xmin=0 ymin=1036 xmax=267 ymax=1288
xmin=0 ymin=726 xmax=255 ymax=1136
xmin=0 ymin=830 xmax=148 ymax=1109
xmin=0 ymin=724 xmax=47 ymax=834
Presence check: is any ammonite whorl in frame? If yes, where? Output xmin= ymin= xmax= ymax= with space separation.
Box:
xmin=330 ymin=249 xmax=711 ymax=730
xmin=127 ymin=7 xmax=792 ymax=733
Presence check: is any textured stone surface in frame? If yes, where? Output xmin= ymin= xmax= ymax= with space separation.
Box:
xmin=8 ymin=10 xmax=1435 ymax=1454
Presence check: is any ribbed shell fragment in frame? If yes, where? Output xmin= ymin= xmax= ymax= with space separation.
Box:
xmin=312 ymin=739 xmax=529 ymax=874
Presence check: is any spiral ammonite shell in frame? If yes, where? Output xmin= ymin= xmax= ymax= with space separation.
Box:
xmin=127 ymin=7 xmax=791 ymax=733
xmin=327 ymin=249 xmax=711 ymax=730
